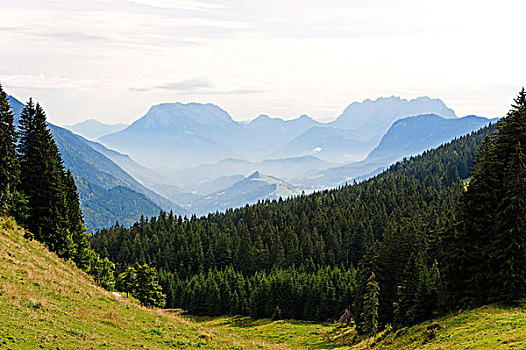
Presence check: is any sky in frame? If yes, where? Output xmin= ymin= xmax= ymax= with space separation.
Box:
xmin=1 ymin=0 xmax=525 ymax=126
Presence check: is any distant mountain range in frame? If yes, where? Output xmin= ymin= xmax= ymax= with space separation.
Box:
xmin=274 ymin=127 xmax=370 ymax=162
xmin=328 ymin=96 xmax=456 ymax=131
xmin=8 ymin=96 xmax=183 ymax=232
xmin=98 ymin=96 xmax=459 ymax=170
xmin=184 ymin=171 xmax=302 ymax=216
xmin=99 ymin=102 xmax=247 ymax=169
xmin=365 ymin=114 xmax=497 ymax=164
xmin=12 ymin=93 xmax=497 ymax=222
xmin=166 ymin=155 xmax=334 ymax=190
xmin=294 ymin=113 xmax=497 ymax=188
xmin=64 ymin=119 xmax=127 ymax=140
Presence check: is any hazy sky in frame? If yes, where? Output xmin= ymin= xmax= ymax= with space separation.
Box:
xmin=1 ymin=0 xmax=525 ymax=125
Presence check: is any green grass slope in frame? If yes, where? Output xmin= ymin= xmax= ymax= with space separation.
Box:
xmin=328 ymin=303 xmax=526 ymax=350
xmin=0 ymin=217 xmax=295 ymax=349
xmin=201 ymin=303 xmax=526 ymax=350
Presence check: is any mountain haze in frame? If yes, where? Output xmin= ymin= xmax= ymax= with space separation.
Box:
xmin=64 ymin=118 xmax=127 ymax=140
xmin=8 ymin=94 xmax=493 ymax=221
xmin=366 ymin=114 xmax=497 ymax=164
xmin=100 ymin=102 xmax=247 ymax=168
xmin=330 ymin=96 xmax=457 ymax=130
xmin=244 ymin=114 xmax=321 ymax=151
xmin=294 ymin=113 xmax=494 ymax=188
xmin=8 ymin=95 xmax=183 ymax=231
xmin=275 ymin=126 xmax=371 ymax=162
xmin=99 ymin=96 xmax=459 ymax=172
xmin=186 ymin=171 xmax=302 ymax=215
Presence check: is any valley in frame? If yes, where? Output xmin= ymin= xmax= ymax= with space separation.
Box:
xmin=2 ymin=2 xmax=523 ymax=349
xmin=11 ymin=95 xmax=493 ymax=228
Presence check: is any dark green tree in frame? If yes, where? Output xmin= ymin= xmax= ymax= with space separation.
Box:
xmin=17 ymin=100 xmax=70 ymax=255
xmin=116 ymin=266 xmax=138 ymax=297
xmin=361 ymin=272 xmax=380 ymax=335
xmin=441 ymin=89 xmax=526 ymax=307
xmin=394 ymin=255 xmax=441 ymax=326
xmin=0 ymin=83 xmax=19 ymax=192
xmin=0 ymin=83 xmax=26 ymax=218
xmin=63 ymin=170 xmax=91 ymax=269
xmin=88 ymin=253 xmax=116 ymax=291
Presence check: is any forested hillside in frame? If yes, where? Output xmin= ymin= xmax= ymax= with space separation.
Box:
xmin=7 ymin=94 xmax=183 ymax=231
xmin=91 ymin=102 xmax=500 ymax=331
xmin=0 ymin=84 xmax=116 ymax=290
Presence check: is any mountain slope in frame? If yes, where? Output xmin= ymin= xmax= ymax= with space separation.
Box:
xmin=74 ymin=180 xmax=161 ymax=230
xmin=63 ymin=118 xmax=127 ymax=140
xmin=47 ymin=125 xmax=184 ymax=230
xmin=366 ymin=114 xmax=497 ymax=164
xmin=7 ymin=95 xmax=24 ymax=120
xmin=0 ymin=217 xmax=290 ymax=349
xmin=170 ymin=155 xmax=333 ymax=190
xmin=86 ymin=140 xmax=174 ymax=187
xmin=99 ymin=102 xmax=246 ymax=168
xmin=275 ymin=126 xmax=370 ymax=162
xmin=295 ymin=114 xmax=495 ymax=188
xmin=8 ymin=95 xmax=183 ymax=231
xmin=3 ymin=217 xmax=525 ymax=349
xmin=187 ymin=171 xmax=302 ymax=215
xmin=344 ymin=301 xmax=526 ymax=349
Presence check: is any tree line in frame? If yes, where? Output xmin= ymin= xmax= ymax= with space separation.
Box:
xmin=156 ymin=265 xmax=355 ymax=321
xmin=0 ymin=84 xmax=114 ymax=289
xmin=89 ymin=89 xmax=526 ymax=335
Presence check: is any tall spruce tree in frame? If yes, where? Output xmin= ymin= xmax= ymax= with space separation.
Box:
xmin=17 ymin=100 xmax=70 ymax=256
xmin=489 ymin=89 xmax=526 ymax=301
xmin=0 ymin=83 xmax=20 ymax=211
xmin=361 ymin=272 xmax=380 ymax=335
xmin=441 ymin=89 xmax=526 ymax=307
xmin=63 ymin=169 xmax=91 ymax=268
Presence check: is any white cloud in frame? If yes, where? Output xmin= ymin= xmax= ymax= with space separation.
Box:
xmin=122 ymin=0 xmax=226 ymax=11
xmin=0 ymin=74 xmax=98 ymax=90
xmin=1 ymin=0 xmax=525 ymax=124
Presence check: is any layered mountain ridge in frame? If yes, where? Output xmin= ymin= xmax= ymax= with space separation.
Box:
xmin=99 ymin=96 xmax=460 ymax=169
xmin=12 ymin=93 xmax=495 ymax=221
xmin=8 ymin=95 xmax=184 ymax=232
xmin=64 ymin=118 xmax=127 ymax=140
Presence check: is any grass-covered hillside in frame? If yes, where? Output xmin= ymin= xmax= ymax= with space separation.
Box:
xmin=0 ymin=216 xmax=302 ymax=349
xmin=345 ymin=302 xmax=526 ymax=349
xmin=1 ymin=216 xmax=526 ymax=349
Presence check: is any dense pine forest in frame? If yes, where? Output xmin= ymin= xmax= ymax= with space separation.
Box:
xmin=89 ymin=90 xmax=526 ymax=334
xmin=89 ymin=121 xmax=490 ymax=329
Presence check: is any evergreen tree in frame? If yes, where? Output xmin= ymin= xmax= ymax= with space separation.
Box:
xmin=116 ymin=266 xmax=138 ymax=297
xmin=134 ymin=264 xmax=166 ymax=307
xmin=394 ymin=255 xmax=441 ymax=326
xmin=17 ymin=100 xmax=70 ymax=256
xmin=0 ymin=83 xmax=19 ymax=192
xmin=361 ymin=272 xmax=379 ymax=335
xmin=489 ymin=89 xmax=526 ymax=301
xmin=89 ymin=253 xmax=116 ymax=291
xmin=88 ymin=122 xmax=495 ymax=323
xmin=63 ymin=170 xmax=91 ymax=269
xmin=0 ymin=83 xmax=24 ymax=217
xmin=441 ymin=89 xmax=526 ymax=307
